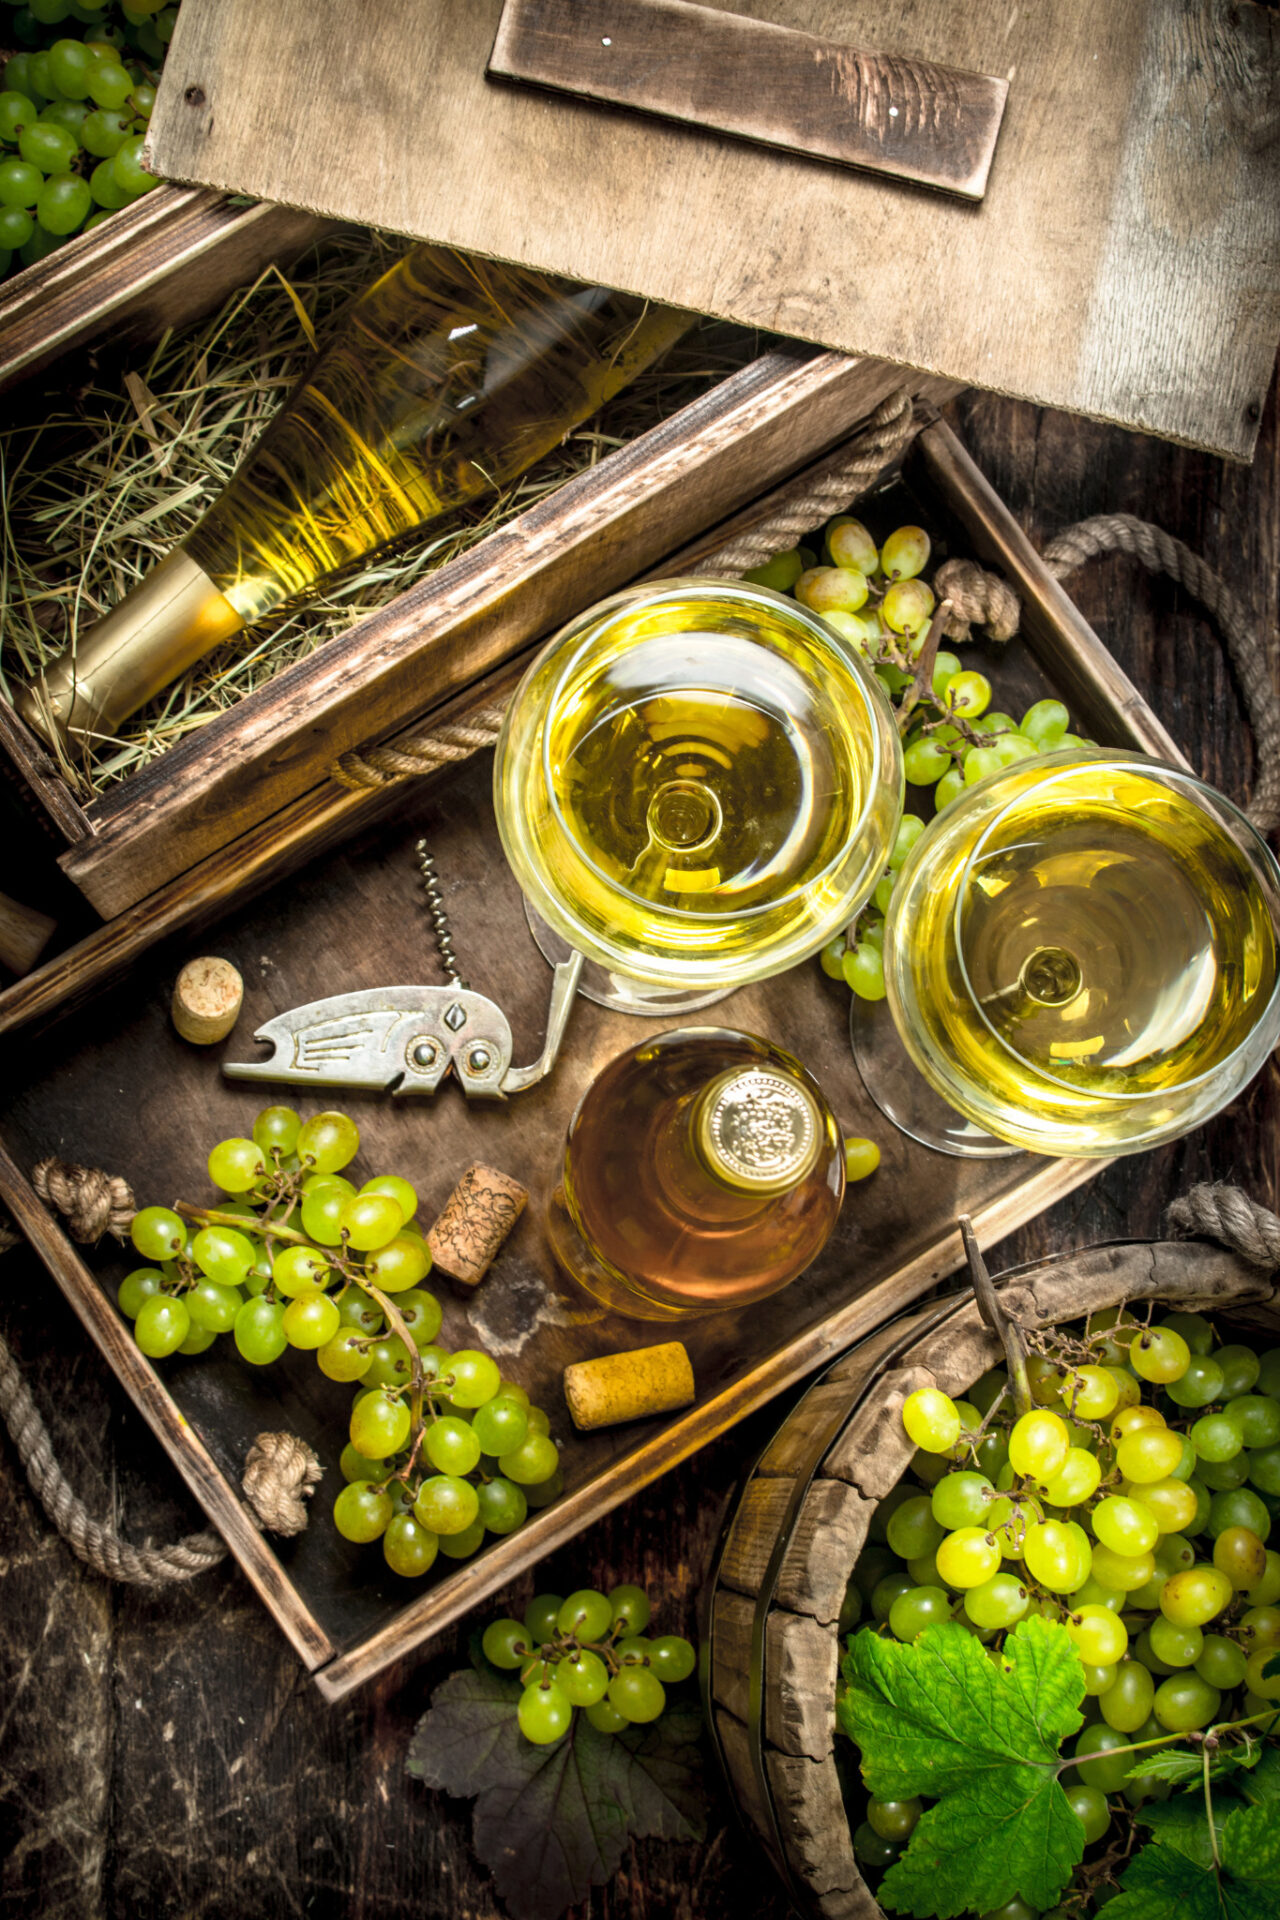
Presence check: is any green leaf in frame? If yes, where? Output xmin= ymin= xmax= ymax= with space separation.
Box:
xmin=1127 ymin=1750 xmax=1206 ymax=1786
xmin=1222 ymin=1800 xmax=1280 ymax=1890
xmin=1134 ymin=1790 xmax=1220 ymax=1868
xmin=837 ymin=1617 xmax=1085 ymax=1918
xmin=1109 ymin=1795 xmax=1280 ymax=1920
xmin=1241 ymin=1745 xmax=1280 ymax=1805
xmin=407 ymin=1665 xmax=707 ymax=1920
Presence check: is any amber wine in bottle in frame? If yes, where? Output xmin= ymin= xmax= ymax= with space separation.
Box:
xmin=885 ymin=752 xmax=1280 ymax=1156
xmin=546 ymin=1028 xmax=846 ymax=1319
xmin=495 ymin=580 xmax=902 ymax=998
xmin=18 ymin=247 xmax=689 ymax=742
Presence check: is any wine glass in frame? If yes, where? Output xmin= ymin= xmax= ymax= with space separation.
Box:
xmin=855 ymin=747 xmax=1280 ymax=1157
xmin=493 ymin=577 xmax=903 ymax=1013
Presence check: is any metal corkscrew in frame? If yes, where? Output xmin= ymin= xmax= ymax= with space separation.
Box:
xmin=223 ymin=838 xmax=582 ymax=1099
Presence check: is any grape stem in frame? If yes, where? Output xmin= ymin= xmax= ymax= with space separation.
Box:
xmin=895 ymin=600 xmax=952 ymax=736
xmin=1050 ymin=1707 xmax=1280 ymax=1779
xmin=959 ymin=1215 xmax=1033 ymax=1417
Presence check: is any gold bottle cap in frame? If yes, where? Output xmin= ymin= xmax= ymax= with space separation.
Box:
xmin=13 ymin=548 xmax=244 ymax=745
xmin=695 ymin=1065 xmax=823 ymax=1194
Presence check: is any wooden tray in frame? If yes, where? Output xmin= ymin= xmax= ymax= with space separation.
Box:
xmin=0 ymin=425 xmax=1190 ymax=1699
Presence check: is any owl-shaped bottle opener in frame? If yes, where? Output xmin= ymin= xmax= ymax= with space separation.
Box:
xmin=222 ymin=841 xmax=582 ymax=1100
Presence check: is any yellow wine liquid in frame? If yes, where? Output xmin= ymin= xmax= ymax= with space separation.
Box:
xmin=496 ymin=583 xmax=902 ymax=988
xmin=888 ymin=756 xmax=1280 ymax=1155
xmin=183 ymin=246 xmax=689 ymax=622
xmin=546 ymin=1029 xmax=845 ymax=1319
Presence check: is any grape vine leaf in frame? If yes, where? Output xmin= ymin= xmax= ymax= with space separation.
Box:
xmin=837 ymin=1616 xmax=1086 ymax=1918
xmin=1107 ymin=1793 xmax=1280 ymax=1920
xmin=1128 ymin=1746 xmax=1261 ymax=1786
xmin=406 ymin=1664 xmax=707 ymax=1920
xmin=1241 ymin=1745 xmax=1280 ymax=1804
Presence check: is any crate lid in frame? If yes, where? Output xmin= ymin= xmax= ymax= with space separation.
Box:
xmin=146 ymin=0 xmax=1280 ymax=462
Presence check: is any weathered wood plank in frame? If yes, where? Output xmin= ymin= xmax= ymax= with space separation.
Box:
xmin=489 ymin=0 xmax=1008 ymax=201
xmin=0 ymin=698 xmax=94 ymax=850
xmin=763 ymin=1608 xmax=837 ymax=1758
xmin=149 ymin=0 xmax=1280 ymax=458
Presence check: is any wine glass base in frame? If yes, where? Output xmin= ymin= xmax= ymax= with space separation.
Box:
xmin=850 ymin=996 xmax=1023 ymax=1160
xmin=523 ymin=900 xmax=733 ymax=1017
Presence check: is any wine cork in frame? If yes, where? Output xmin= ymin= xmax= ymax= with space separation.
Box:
xmin=427 ymin=1163 xmax=528 ymax=1287
xmin=563 ymin=1342 xmax=696 ymax=1431
xmin=172 ymin=957 xmax=243 ymax=1044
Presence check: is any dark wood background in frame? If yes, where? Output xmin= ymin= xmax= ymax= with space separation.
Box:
xmin=2 ymin=366 xmax=1278 ymax=1920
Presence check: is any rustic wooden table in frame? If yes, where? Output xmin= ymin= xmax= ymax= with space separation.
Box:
xmin=2 ymin=371 xmax=1278 ymax=1920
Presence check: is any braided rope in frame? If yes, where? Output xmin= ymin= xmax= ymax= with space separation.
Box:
xmin=687 ymin=389 xmax=918 ymax=576
xmin=0 ymin=1324 xmax=227 ymax=1584
xmin=1044 ymin=513 xmax=1280 ymax=834
xmin=1166 ymin=1183 xmax=1280 ymax=1270
xmin=333 ymin=701 xmax=508 ymax=795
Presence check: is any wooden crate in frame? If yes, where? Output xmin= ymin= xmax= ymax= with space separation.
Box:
xmin=0 ymin=414 xmax=1191 ymax=1699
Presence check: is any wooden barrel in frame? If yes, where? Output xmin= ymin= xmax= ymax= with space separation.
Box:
xmin=703 ymin=1238 xmax=1280 ymax=1919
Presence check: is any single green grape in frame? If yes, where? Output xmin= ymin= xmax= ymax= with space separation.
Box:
xmin=1071 ymin=1722 xmax=1139 ymax=1792
xmin=889 ymin=813 xmax=926 ymax=870
xmin=363 ymin=1235 xmax=431 ymax=1293
xmin=317 ymin=1332 xmax=373 ymax=1383
xmin=963 ymin=1573 xmax=1028 ymax=1630
xmin=1195 ymin=1634 xmax=1248 ymax=1690
xmin=423 ymin=1416 xmax=482 ymax=1476
xmin=1166 ymin=1354 xmax=1226 ymax=1409
xmin=85 ymin=57 xmax=132 ymax=109
xmin=1214 ymin=1345 xmax=1261 ymax=1397
xmin=186 ymin=1279 xmax=243 ymax=1334
xmin=47 ymin=36 xmax=93 ymax=99
xmin=414 ymin=1475 xmax=480 ymax=1536
xmin=338 ymin=1192 xmax=403 ymax=1252
xmin=117 ymin=1267 xmax=164 ymax=1319
xmin=234 ymin=1296 xmax=287 ymax=1365
xmin=842 ymin=941 xmax=886 ymax=1001
xmin=886 ymin=1495 xmax=946 ymax=1562
xmin=934 ymin=765 xmax=966 ymax=811
xmin=1244 ymin=1646 xmax=1280 ymax=1699
xmin=299 ymin=1185 xmax=346 ymax=1246
xmin=1098 ymin=1659 xmax=1154 ymax=1733
xmin=795 ymin=564 xmax=869 ymax=615
xmin=881 ymin=525 xmax=930 ymax=581
xmin=518 ymin=1680 xmax=572 ymax=1744
xmin=1208 ymin=1488 xmax=1272 ymax=1543
xmin=742 ymin=548 xmax=803 ymax=592
xmin=819 ymin=936 xmax=846 ymax=980
xmin=902 ymin=1388 xmax=961 ymax=1454
xmin=853 ymin=1824 xmax=901 ymax=1870
xmin=559 ymin=1649 xmax=609 ymax=1705
xmin=1064 ymin=1781 xmax=1111 ymax=1844
xmin=1137 ymin=1479 xmax=1199 ymax=1534
xmin=1127 ymin=1327 xmax=1191 ymax=1384
xmin=471 ymin=1394 xmax=529 ymax=1455
xmin=1116 ymin=1428 xmax=1185 ymax=1483
xmin=888 ymin=1585 xmax=951 ymax=1642
xmin=1009 ymin=1409 xmax=1070 ymax=1481
xmin=349 ymin=1390 xmax=410 ymax=1461
xmin=130 ymin=1205 xmax=186 ymax=1262
xmin=110 ymin=130 xmax=156 ymax=196
xmin=1042 ymin=1449 xmax=1102 ymax=1508
xmin=134 ymin=1293 xmax=190 ymax=1357
xmin=1094 ymin=1495 xmax=1159 ymax=1558
xmin=1230 ymin=1395 xmax=1280 ymax=1448
xmin=1153 ymin=1671 xmax=1221 ymax=1732
xmin=383 ymin=1514 xmax=437 ymax=1577
xmin=827 ymin=519 xmax=879 ymax=574
xmin=445 ymin=1349 xmax=502 ymax=1408
xmin=1020 ymin=699 xmax=1070 ymax=748
xmin=333 ymin=1480 xmax=392 ymax=1544
xmin=608 ymin=1584 xmax=651 ymax=1634
xmin=476 ymin=1477 xmax=527 ymax=1534
xmin=1024 ymin=1518 xmax=1092 ymax=1593
xmin=843 ymin=1136 xmax=880 ymax=1182
xmin=19 ymin=119 xmax=77 ymax=172
xmin=1244 ymin=1550 xmax=1280 ymax=1607
xmin=945 ymin=671 xmax=991 ymax=720
xmin=608 ymin=1666 xmax=666 ymax=1724
xmin=936 ymin=1527 xmax=1001 ymax=1589
xmin=252 ymin=1104 xmax=301 ymax=1156
xmin=1066 ymin=1604 xmax=1128 ymax=1667
xmin=500 ymin=1432 xmax=559 ymax=1486
xmin=1160 ymin=1565 xmax=1233 ymax=1627
xmin=524 ymin=1592 xmax=564 ymax=1642
xmin=648 ymin=1635 xmax=696 ymax=1683
xmin=586 ymin=1697 xmax=629 ymax=1734
xmin=931 ymin=1471 xmax=996 ymax=1530
xmin=903 ymin=735 xmax=953 ymax=786
xmin=482 ymin=1618 xmax=530 ymax=1669
xmin=296 ymin=1110 xmax=360 ymax=1174
xmin=282 ymin=1292 xmax=340 ymax=1350
xmin=557 ymin=1589 xmax=613 ymax=1641
xmin=270 ymin=1244 xmax=329 ymax=1297
xmin=866 ymin=1796 xmax=921 ymax=1844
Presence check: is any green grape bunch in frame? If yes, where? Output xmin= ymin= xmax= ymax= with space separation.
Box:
xmin=742 ymin=515 xmax=1094 ymax=1007
xmin=119 ymin=1102 xmax=563 ymax=1581
xmin=481 ymin=1583 xmax=697 ymax=1746
xmin=840 ymin=1306 xmax=1280 ymax=1909
xmin=0 ymin=0 xmax=175 ymax=281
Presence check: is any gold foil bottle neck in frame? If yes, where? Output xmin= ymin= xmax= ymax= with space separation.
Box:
xmin=694 ymin=1065 xmax=822 ymax=1194
xmin=15 ymin=551 xmax=246 ymax=746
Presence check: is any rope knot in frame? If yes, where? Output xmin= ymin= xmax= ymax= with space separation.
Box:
xmin=933 ymin=558 xmax=1021 ymax=644
xmin=1166 ymin=1182 xmax=1280 ymax=1270
xmin=31 ymin=1156 xmax=135 ymax=1245
xmin=242 ymin=1431 xmax=324 ymax=1536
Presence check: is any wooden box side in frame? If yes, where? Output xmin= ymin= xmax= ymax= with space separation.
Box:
xmin=0 ymin=188 xmax=333 ymax=395
xmin=60 ymin=353 xmax=961 ymax=919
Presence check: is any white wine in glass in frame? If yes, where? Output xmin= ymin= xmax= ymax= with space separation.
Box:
xmin=882 ymin=749 xmax=1280 ymax=1156
xmin=494 ymin=578 xmax=903 ymax=1012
